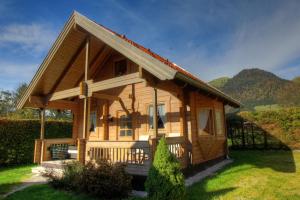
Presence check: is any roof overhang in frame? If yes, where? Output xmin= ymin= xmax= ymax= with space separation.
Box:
xmin=175 ymin=72 xmax=240 ymax=107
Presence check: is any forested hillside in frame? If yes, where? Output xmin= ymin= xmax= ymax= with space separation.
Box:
xmin=209 ymin=68 xmax=300 ymax=109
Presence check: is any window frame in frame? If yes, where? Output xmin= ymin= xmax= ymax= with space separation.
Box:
xmin=117 ymin=111 xmax=133 ymax=140
xmin=214 ymin=109 xmax=224 ymax=136
xmin=89 ymin=110 xmax=97 ymax=133
xmin=196 ymin=107 xmax=215 ymax=136
xmin=148 ymin=103 xmax=166 ymax=130
xmin=114 ymin=59 xmax=128 ymax=77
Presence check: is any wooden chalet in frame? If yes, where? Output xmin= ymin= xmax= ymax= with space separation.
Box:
xmin=17 ymin=12 xmax=240 ymax=176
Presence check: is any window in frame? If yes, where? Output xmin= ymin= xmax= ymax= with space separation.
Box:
xmin=114 ymin=59 xmax=127 ymax=76
xmin=215 ymin=110 xmax=224 ymax=135
xmin=119 ymin=114 xmax=132 ymax=137
xmin=197 ymin=108 xmax=214 ymax=135
xmin=89 ymin=111 xmax=97 ymax=132
xmin=149 ymin=104 xmax=166 ymax=129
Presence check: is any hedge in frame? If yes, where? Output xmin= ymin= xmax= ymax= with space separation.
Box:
xmin=0 ymin=119 xmax=72 ymax=166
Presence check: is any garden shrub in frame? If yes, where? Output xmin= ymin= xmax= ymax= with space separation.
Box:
xmin=80 ymin=160 xmax=132 ymax=199
xmin=45 ymin=160 xmax=132 ymax=199
xmin=0 ymin=119 xmax=72 ymax=165
xmin=45 ymin=161 xmax=83 ymax=190
xmin=145 ymin=137 xmax=186 ymax=200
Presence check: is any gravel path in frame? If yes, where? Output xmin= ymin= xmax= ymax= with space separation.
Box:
xmin=2 ymin=173 xmax=47 ymax=199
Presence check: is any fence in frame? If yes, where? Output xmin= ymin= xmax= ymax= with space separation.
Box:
xmin=227 ymin=119 xmax=289 ymax=150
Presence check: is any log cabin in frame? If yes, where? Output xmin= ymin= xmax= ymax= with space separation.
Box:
xmin=17 ymin=11 xmax=240 ymax=176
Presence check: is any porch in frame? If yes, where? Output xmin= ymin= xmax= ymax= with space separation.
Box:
xmin=34 ymin=136 xmax=188 ymax=176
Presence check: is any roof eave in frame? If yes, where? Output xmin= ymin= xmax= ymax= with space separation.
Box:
xmin=175 ymin=72 xmax=241 ymax=108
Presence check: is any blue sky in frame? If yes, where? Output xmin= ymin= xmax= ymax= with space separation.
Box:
xmin=1 ymin=0 xmax=300 ymax=90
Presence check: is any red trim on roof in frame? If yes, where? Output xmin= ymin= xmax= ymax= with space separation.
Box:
xmin=93 ymin=20 xmax=205 ymax=83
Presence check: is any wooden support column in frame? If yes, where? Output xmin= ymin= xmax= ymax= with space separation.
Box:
xmin=72 ymin=110 xmax=79 ymax=140
xmin=153 ymin=88 xmax=158 ymax=138
xmin=223 ymin=105 xmax=229 ymax=157
xmin=103 ymin=100 xmax=109 ymax=140
xmin=150 ymin=87 xmax=158 ymax=160
xmin=78 ymin=38 xmax=90 ymax=164
xmin=180 ymin=94 xmax=189 ymax=168
xmin=82 ymin=38 xmax=90 ymax=140
xmin=40 ymin=108 xmax=45 ymax=163
xmin=189 ymin=91 xmax=197 ymax=165
xmin=40 ymin=108 xmax=45 ymax=139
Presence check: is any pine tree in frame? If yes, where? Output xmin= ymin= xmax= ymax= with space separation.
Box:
xmin=145 ymin=137 xmax=185 ymax=200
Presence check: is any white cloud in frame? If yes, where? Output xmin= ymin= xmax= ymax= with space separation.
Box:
xmin=0 ymin=23 xmax=56 ymax=54
xmin=165 ymin=1 xmax=300 ymax=81
xmin=0 ymin=61 xmax=38 ymax=90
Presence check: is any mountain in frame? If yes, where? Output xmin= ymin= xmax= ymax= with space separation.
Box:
xmin=209 ymin=77 xmax=230 ymax=88
xmin=209 ymin=68 xmax=300 ymax=109
xmin=293 ymin=76 xmax=300 ymax=85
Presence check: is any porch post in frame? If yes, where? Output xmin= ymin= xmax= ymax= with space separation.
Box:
xmin=78 ymin=38 xmax=90 ymax=164
xmin=82 ymin=38 xmax=90 ymax=139
xmin=40 ymin=108 xmax=45 ymax=140
xmin=180 ymin=94 xmax=189 ymax=168
xmin=150 ymin=87 xmax=158 ymax=160
xmin=153 ymin=87 xmax=158 ymax=138
xmin=40 ymin=108 xmax=45 ymax=163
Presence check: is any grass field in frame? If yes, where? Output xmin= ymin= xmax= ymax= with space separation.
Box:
xmin=0 ymin=164 xmax=34 ymax=197
xmin=188 ymin=150 xmax=300 ymax=200
xmin=2 ymin=150 xmax=300 ymax=200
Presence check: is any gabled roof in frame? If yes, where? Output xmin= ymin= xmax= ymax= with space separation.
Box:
xmin=17 ymin=11 xmax=240 ymax=109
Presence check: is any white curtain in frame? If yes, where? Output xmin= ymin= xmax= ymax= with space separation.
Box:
xmin=198 ymin=109 xmax=210 ymax=134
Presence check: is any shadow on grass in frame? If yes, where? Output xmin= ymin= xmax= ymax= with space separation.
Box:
xmin=227 ymin=115 xmax=296 ymax=173
xmin=188 ymin=187 xmax=236 ymax=200
xmin=0 ymin=183 xmax=19 ymax=195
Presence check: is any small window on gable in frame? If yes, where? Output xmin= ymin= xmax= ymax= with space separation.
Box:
xmin=89 ymin=111 xmax=97 ymax=132
xmin=114 ymin=59 xmax=127 ymax=76
xmin=197 ymin=108 xmax=214 ymax=136
xmin=215 ymin=110 xmax=224 ymax=135
xmin=149 ymin=104 xmax=166 ymax=129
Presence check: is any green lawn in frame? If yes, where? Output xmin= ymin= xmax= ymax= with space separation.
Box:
xmin=3 ymin=185 xmax=93 ymax=200
xmin=0 ymin=164 xmax=34 ymax=196
xmin=188 ymin=150 xmax=300 ymax=200
xmin=3 ymin=150 xmax=300 ymax=200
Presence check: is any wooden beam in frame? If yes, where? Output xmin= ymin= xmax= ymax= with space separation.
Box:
xmin=49 ymin=36 xmax=88 ymax=95
xmin=74 ymin=46 xmax=112 ymax=87
xmin=93 ymin=93 xmax=120 ymax=101
xmin=47 ymin=73 xmax=143 ymax=102
xmin=82 ymin=38 xmax=90 ymax=140
xmin=88 ymin=72 xmax=143 ymax=95
xmin=48 ymin=87 xmax=80 ymax=101
xmin=89 ymin=46 xmax=111 ymax=79
xmin=29 ymin=96 xmax=79 ymax=111
xmin=84 ymin=38 xmax=90 ymax=80
xmin=29 ymin=96 xmax=47 ymax=107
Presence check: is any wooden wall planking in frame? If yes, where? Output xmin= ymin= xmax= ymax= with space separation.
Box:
xmin=188 ymin=91 xmax=227 ymax=165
